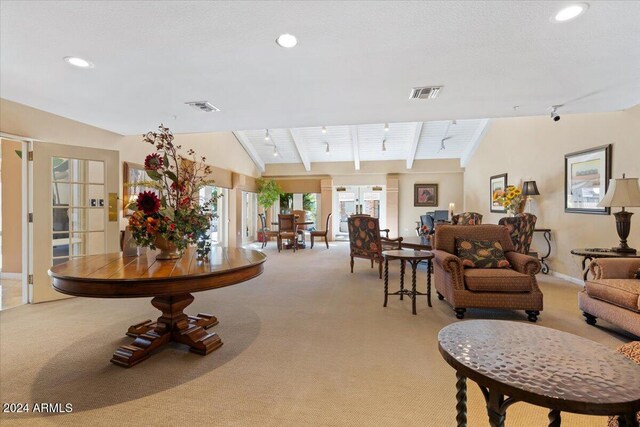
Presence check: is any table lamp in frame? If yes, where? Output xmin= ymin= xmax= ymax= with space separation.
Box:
xmin=597 ymin=173 xmax=640 ymax=253
xmin=522 ymin=181 xmax=540 ymax=213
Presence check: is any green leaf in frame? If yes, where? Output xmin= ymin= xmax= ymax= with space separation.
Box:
xmin=147 ymin=170 xmax=162 ymax=181
xmin=164 ymin=170 xmax=178 ymax=182
xmin=163 ymin=152 xmax=169 ymax=168
xmin=160 ymin=208 xmax=175 ymax=220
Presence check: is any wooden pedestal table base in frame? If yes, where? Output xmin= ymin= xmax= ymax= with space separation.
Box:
xmin=49 ymin=247 xmax=266 ymax=368
xmin=439 ymin=320 xmax=640 ymax=427
xmin=382 ymin=249 xmax=434 ymax=315
xmin=112 ymin=294 xmax=223 ymax=368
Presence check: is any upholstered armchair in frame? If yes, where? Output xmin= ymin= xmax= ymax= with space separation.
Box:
xmin=498 ymin=213 xmax=537 ymax=254
xmin=348 ymin=215 xmax=402 ymax=279
xmin=432 ymin=224 xmax=543 ymax=321
xmin=579 ymin=258 xmax=640 ymax=337
xmin=451 ymin=212 xmax=483 ymax=225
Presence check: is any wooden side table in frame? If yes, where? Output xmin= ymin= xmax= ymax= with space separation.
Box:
xmin=382 ymin=249 xmax=434 ymax=315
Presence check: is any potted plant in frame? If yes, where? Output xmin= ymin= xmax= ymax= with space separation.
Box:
xmin=256 ymin=178 xmax=282 ymax=241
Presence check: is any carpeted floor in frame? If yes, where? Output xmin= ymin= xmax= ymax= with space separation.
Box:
xmin=0 ymin=242 xmax=635 ymax=426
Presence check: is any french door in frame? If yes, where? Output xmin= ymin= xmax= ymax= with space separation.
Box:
xmin=29 ymin=141 xmax=119 ymax=303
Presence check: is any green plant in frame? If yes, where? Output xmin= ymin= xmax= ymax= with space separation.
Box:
xmin=256 ymin=178 xmax=282 ymax=211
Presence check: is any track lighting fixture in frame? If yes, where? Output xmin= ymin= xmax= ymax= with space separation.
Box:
xmin=550 ymin=105 xmax=561 ymax=122
xmin=321 ymin=126 xmax=327 ymax=134
xmin=272 ymin=145 xmax=278 ymax=157
xmin=265 ymin=129 xmax=270 ymax=141
xmin=384 ymin=123 xmax=389 ymax=132
xmin=382 ymin=138 xmax=387 ymax=152
xmin=325 ymin=142 xmax=330 ymax=154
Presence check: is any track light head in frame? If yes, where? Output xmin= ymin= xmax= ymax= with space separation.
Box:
xmin=325 ymin=142 xmax=330 ymax=153
xmin=550 ymin=105 xmax=562 ymax=122
xmin=321 ymin=126 xmax=327 ymax=134
xmin=382 ymin=138 xmax=387 ymax=151
xmin=384 ymin=123 xmax=389 ymax=132
xmin=265 ymin=129 xmax=270 ymax=141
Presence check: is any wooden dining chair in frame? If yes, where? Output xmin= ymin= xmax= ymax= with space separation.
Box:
xmin=258 ymin=213 xmax=279 ymax=249
xmin=277 ymin=214 xmax=297 ymax=252
xmin=310 ymin=213 xmax=332 ymax=249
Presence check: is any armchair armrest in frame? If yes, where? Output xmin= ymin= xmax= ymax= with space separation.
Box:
xmin=505 ymin=251 xmax=541 ymax=276
xmin=381 ymin=236 xmax=403 ymax=250
xmin=589 ymin=258 xmax=640 ymax=280
xmin=432 ymin=249 xmax=465 ymax=290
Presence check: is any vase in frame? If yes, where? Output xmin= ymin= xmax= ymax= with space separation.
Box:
xmin=153 ymin=236 xmax=181 ymax=260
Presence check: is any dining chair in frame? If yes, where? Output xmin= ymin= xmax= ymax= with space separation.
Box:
xmin=451 ymin=212 xmax=483 ymax=225
xmin=258 ymin=213 xmax=279 ymax=249
xmin=310 ymin=213 xmax=332 ymax=249
xmin=277 ymin=214 xmax=297 ymax=252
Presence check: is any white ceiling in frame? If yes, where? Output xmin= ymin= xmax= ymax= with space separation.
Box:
xmin=236 ymin=119 xmax=488 ymax=171
xmin=1 ymin=1 xmax=639 ymax=135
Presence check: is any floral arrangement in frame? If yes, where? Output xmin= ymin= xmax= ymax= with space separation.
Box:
xmin=127 ymin=125 xmax=219 ymax=259
xmin=494 ymin=185 xmax=524 ymax=215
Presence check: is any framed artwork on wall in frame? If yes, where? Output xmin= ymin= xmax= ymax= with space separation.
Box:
xmin=123 ymin=162 xmax=156 ymax=217
xmin=564 ymin=144 xmax=612 ymax=215
xmin=414 ymin=183 xmax=438 ymax=207
xmin=490 ymin=173 xmax=508 ymax=213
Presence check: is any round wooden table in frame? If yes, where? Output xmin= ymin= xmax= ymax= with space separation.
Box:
xmin=382 ymin=249 xmax=434 ymax=315
xmin=438 ymin=320 xmax=640 ymax=427
xmin=49 ymin=246 xmax=266 ymax=368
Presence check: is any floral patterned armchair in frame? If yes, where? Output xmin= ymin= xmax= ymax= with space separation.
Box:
xmin=498 ymin=213 xmax=537 ymax=254
xmin=451 ymin=212 xmax=483 ymax=225
xmin=348 ymin=215 xmax=402 ymax=279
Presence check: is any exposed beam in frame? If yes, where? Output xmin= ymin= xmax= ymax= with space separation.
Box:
xmin=460 ymin=119 xmax=490 ymax=168
xmin=288 ymin=129 xmax=311 ymax=172
xmin=350 ymin=125 xmax=360 ymax=170
xmin=406 ymin=122 xmax=424 ymax=169
xmin=232 ymin=131 xmax=265 ymax=173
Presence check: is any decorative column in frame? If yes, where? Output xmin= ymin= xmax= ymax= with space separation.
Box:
xmin=386 ymin=174 xmax=399 ymax=237
xmin=321 ymin=178 xmax=333 ymax=241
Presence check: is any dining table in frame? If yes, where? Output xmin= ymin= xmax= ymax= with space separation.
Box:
xmin=49 ymin=246 xmax=266 ymax=368
xmin=270 ymin=220 xmax=315 ymax=248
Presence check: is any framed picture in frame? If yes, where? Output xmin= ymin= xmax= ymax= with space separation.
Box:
xmin=123 ymin=162 xmax=157 ymax=216
xmin=564 ymin=144 xmax=611 ymax=215
xmin=414 ymin=183 xmax=438 ymax=207
xmin=490 ymin=173 xmax=508 ymax=213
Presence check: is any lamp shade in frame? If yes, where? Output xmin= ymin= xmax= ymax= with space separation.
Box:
xmin=598 ymin=177 xmax=640 ymax=208
xmin=522 ymin=181 xmax=540 ymax=196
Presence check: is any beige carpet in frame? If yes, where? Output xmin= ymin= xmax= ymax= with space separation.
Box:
xmin=0 ymin=242 xmax=635 ymax=426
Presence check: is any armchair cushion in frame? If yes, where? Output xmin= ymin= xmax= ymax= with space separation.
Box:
xmin=585 ymin=279 xmax=640 ymax=312
xmin=456 ymin=238 xmax=511 ymax=269
xmin=464 ymin=268 xmax=532 ymax=292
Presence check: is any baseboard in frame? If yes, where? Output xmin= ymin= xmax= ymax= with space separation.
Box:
xmin=550 ymin=271 xmax=584 ymax=286
xmin=0 ymin=272 xmax=22 ymax=280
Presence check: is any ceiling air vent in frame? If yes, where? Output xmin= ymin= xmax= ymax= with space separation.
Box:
xmin=185 ymin=101 xmax=220 ymax=112
xmin=409 ymin=86 xmax=442 ymax=100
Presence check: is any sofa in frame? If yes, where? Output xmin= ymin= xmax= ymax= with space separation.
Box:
xmin=579 ymin=258 xmax=640 ymax=337
xmin=432 ymin=224 xmax=543 ymax=321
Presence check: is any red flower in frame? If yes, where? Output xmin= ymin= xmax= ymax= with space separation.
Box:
xmin=137 ymin=191 xmax=161 ymax=215
xmin=144 ymin=153 xmax=163 ymax=171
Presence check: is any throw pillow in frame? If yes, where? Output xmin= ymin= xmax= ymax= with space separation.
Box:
xmin=456 ymin=238 xmax=511 ymax=268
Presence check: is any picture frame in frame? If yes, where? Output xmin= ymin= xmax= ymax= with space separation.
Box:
xmin=490 ymin=173 xmax=508 ymax=213
xmin=414 ymin=183 xmax=438 ymax=207
xmin=123 ymin=162 xmax=157 ymax=217
xmin=564 ymin=144 xmax=611 ymax=215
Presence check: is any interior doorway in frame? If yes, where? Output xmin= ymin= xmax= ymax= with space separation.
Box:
xmin=0 ymin=137 xmax=25 ymax=311
xmin=333 ymin=185 xmax=386 ymax=241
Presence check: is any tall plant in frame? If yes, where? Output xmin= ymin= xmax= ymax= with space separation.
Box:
xmin=256 ymin=178 xmax=283 ymax=211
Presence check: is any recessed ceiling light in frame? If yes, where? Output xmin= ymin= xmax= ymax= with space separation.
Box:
xmin=552 ymin=3 xmax=589 ymax=22
xmin=63 ymin=56 xmax=94 ymax=68
xmin=276 ymin=33 xmax=297 ymax=48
